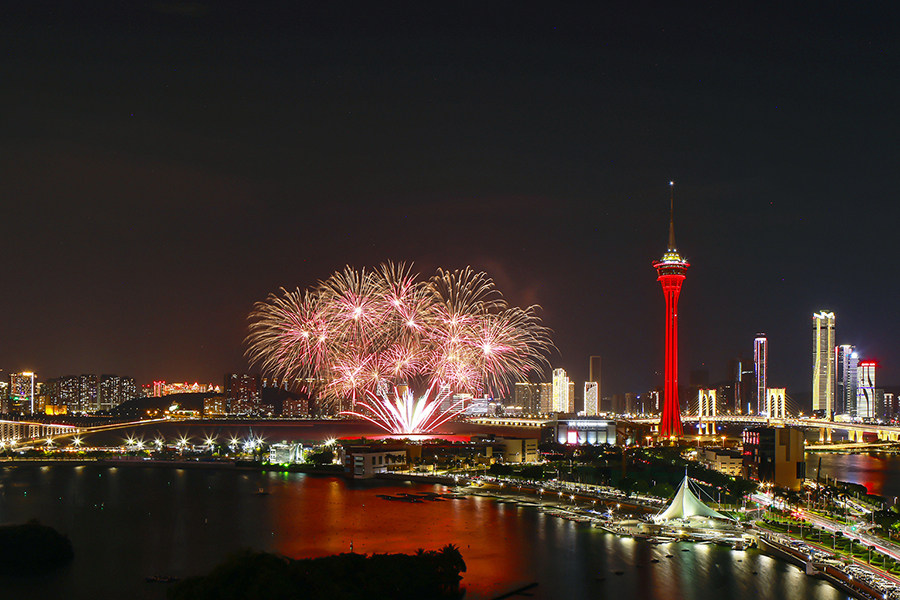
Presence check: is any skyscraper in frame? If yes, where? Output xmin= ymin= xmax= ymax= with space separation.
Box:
xmin=551 ymin=368 xmax=570 ymax=413
xmin=514 ymin=382 xmax=542 ymax=415
xmin=584 ymin=382 xmax=599 ymax=416
xmin=812 ymin=311 xmax=836 ymax=417
xmin=754 ymin=334 xmax=768 ymax=415
xmin=588 ymin=356 xmax=601 ymax=406
xmin=652 ymin=182 xmax=688 ymax=438
xmin=225 ymin=373 xmax=262 ymax=414
xmin=99 ymin=375 xmax=137 ymax=411
xmin=857 ymin=360 xmax=876 ymax=419
xmin=8 ymin=372 xmax=36 ymax=414
xmin=835 ymin=344 xmax=858 ymax=417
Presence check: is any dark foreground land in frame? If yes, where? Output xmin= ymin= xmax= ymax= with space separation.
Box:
xmin=168 ymin=544 xmax=466 ymax=600
xmin=0 ymin=520 xmax=74 ymax=573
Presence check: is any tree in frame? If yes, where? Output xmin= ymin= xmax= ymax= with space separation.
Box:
xmin=651 ymin=482 xmax=675 ymax=499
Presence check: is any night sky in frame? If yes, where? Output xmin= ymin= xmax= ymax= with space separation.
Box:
xmin=2 ymin=2 xmax=898 ymax=400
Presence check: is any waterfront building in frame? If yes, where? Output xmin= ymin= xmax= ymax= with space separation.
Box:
xmin=268 ymin=443 xmax=303 ymax=464
xmin=654 ymin=475 xmax=731 ymax=522
xmin=584 ymin=381 xmax=599 ymax=416
xmin=812 ymin=311 xmax=836 ymax=418
xmin=754 ymin=334 xmax=767 ymax=414
xmin=652 ymin=182 xmax=688 ymax=438
xmin=835 ymin=345 xmax=858 ymax=417
xmin=765 ymin=388 xmax=786 ymax=419
xmin=742 ymin=427 xmax=805 ymax=491
xmin=551 ymin=368 xmax=570 ymax=413
xmin=8 ymin=372 xmax=36 ymax=414
xmin=856 ymin=361 xmax=877 ymax=419
xmin=554 ymin=417 xmax=616 ymax=445
xmin=342 ymin=446 xmax=408 ymax=479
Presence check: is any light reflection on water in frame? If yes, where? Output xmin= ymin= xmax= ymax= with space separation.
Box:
xmin=0 ymin=465 xmax=845 ymax=600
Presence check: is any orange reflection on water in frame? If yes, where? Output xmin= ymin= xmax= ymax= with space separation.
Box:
xmin=271 ymin=476 xmax=529 ymax=598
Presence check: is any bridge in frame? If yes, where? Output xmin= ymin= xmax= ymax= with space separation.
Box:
xmin=629 ymin=414 xmax=900 ymax=443
xmin=469 ymin=414 xmax=900 ymax=444
xmin=0 ymin=419 xmax=80 ymax=447
xmin=0 ymin=418 xmax=168 ymax=449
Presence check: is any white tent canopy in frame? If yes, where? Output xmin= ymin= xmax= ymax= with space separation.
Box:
xmin=654 ymin=475 xmax=732 ymax=522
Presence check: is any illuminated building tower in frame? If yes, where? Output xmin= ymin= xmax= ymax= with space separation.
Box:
xmin=754 ymin=334 xmax=768 ymax=415
xmin=584 ymin=381 xmax=598 ymax=415
xmin=812 ymin=311 xmax=835 ymax=418
xmin=551 ymin=368 xmax=570 ymax=413
xmin=588 ymin=355 xmax=601 ymax=407
xmin=856 ymin=360 xmax=876 ymax=419
xmin=8 ymin=372 xmax=36 ymax=414
xmin=835 ymin=344 xmax=858 ymax=417
xmin=652 ymin=182 xmax=689 ymax=438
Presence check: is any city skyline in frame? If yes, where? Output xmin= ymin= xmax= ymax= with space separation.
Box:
xmin=2 ymin=4 xmax=898 ymax=395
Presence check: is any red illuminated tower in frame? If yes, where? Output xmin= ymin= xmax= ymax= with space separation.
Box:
xmin=653 ymin=182 xmax=689 ymax=439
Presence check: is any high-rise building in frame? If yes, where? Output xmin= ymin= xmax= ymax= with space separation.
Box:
xmin=46 ymin=374 xmax=124 ymax=414
xmin=652 ymin=182 xmax=689 ymax=438
xmin=539 ymin=382 xmax=552 ymax=414
xmin=754 ymin=334 xmax=768 ymax=415
xmin=514 ymin=382 xmax=542 ymax=415
xmin=225 ymin=373 xmax=262 ymax=414
xmin=857 ymin=361 xmax=876 ymax=419
xmin=8 ymin=372 xmax=36 ymax=414
xmin=98 ymin=375 xmax=137 ymax=411
xmin=812 ymin=311 xmax=836 ymax=417
xmin=584 ymin=382 xmax=599 ymax=416
xmin=551 ymin=368 xmax=570 ymax=413
xmin=835 ymin=345 xmax=858 ymax=417
xmin=588 ymin=356 xmax=601 ymax=406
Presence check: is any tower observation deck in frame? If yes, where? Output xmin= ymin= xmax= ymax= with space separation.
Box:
xmin=652 ymin=182 xmax=689 ymax=439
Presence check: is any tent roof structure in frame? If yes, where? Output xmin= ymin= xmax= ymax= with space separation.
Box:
xmin=654 ymin=475 xmax=732 ymax=522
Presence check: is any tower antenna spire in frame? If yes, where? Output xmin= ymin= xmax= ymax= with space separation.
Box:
xmin=668 ymin=181 xmax=676 ymax=251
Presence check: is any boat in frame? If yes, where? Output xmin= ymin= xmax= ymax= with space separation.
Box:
xmin=146 ymin=575 xmax=179 ymax=583
xmin=255 ymin=488 xmax=269 ymax=496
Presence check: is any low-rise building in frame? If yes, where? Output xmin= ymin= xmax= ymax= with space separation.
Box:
xmin=501 ymin=437 xmax=539 ymax=463
xmin=554 ymin=417 xmax=617 ymax=445
xmin=701 ymin=448 xmax=743 ymax=477
xmin=343 ymin=447 xmax=408 ymax=479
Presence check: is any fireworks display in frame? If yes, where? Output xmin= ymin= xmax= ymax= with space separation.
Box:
xmin=246 ymin=263 xmax=553 ymax=431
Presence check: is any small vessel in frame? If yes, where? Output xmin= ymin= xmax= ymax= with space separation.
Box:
xmin=146 ymin=575 xmax=179 ymax=583
xmin=255 ymin=488 xmax=269 ymax=496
